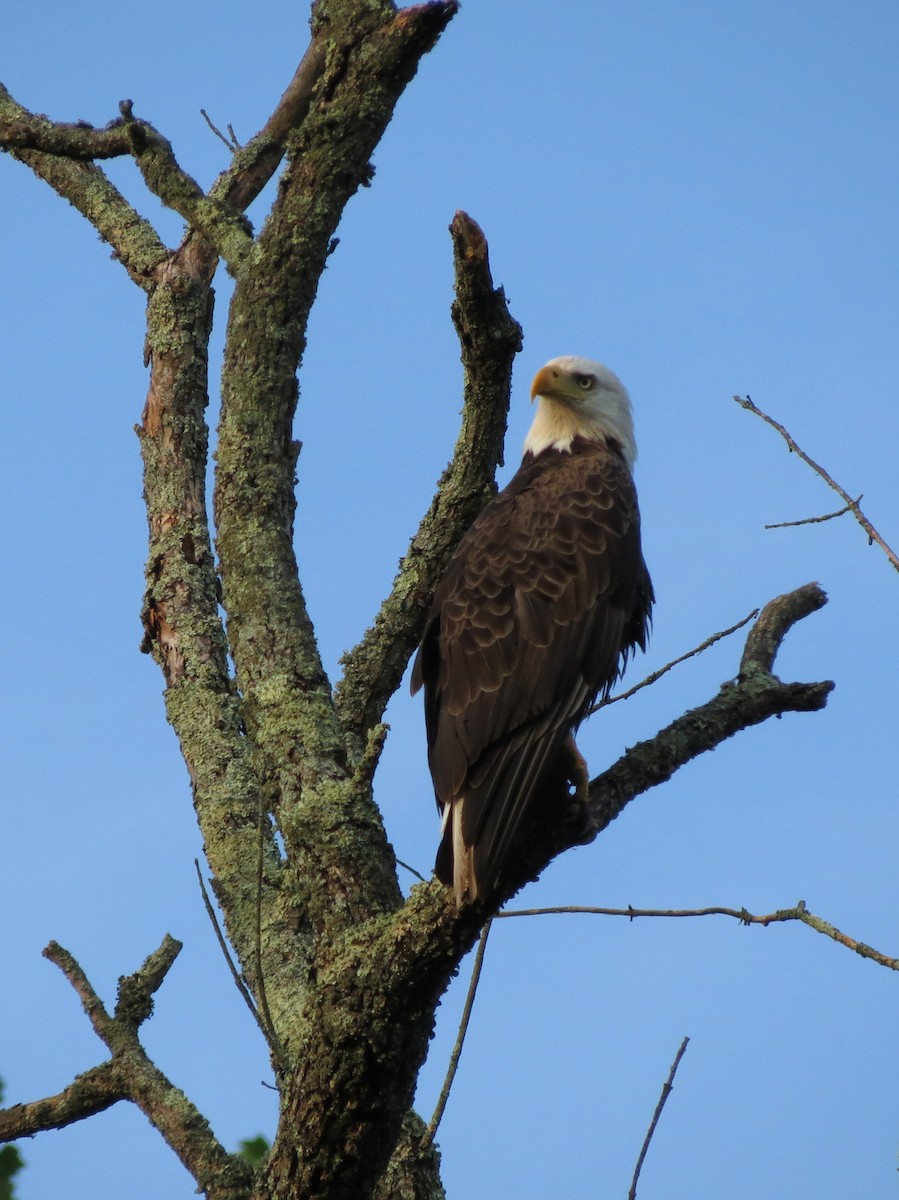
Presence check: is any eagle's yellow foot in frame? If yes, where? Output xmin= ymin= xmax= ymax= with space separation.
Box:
xmin=560 ymin=735 xmax=594 ymax=844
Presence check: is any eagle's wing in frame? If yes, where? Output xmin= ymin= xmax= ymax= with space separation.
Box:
xmin=412 ymin=441 xmax=652 ymax=901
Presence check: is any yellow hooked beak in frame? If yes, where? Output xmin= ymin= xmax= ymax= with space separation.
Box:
xmin=525 ymin=360 xmax=561 ymax=403
xmin=530 ymin=363 xmax=566 ymax=403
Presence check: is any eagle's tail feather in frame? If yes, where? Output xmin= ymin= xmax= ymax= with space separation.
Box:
xmin=435 ymin=800 xmax=477 ymax=904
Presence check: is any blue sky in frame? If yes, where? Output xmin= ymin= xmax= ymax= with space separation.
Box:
xmin=2 ymin=3 xmax=898 ymax=1198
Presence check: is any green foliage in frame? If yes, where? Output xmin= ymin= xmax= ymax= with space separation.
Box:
xmin=237 ymin=1134 xmax=270 ymax=1169
xmin=0 ymin=1078 xmax=23 ymax=1200
xmin=0 ymin=1146 xmax=24 ymax=1200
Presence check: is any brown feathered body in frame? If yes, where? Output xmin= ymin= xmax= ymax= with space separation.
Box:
xmin=413 ymin=390 xmax=653 ymax=904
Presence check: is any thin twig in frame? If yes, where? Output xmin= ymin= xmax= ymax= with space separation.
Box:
xmin=588 ymin=609 xmax=759 ymax=715
xmin=397 ymin=858 xmax=427 ymax=883
xmin=583 ymin=584 xmax=832 ymax=848
xmin=192 ymin=860 xmax=275 ymax=1042
xmin=628 ymin=1037 xmax=690 ymax=1200
xmin=734 ymin=395 xmax=899 ymax=573
xmin=497 ymin=903 xmax=899 ymax=971
xmin=421 ymin=919 xmax=493 ymax=1148
xmin=765 ymin=497 xmax=862 ymax=530
xmin=253 ymin=811 xmax=285 ymax=1070
xmin=200 ymin=108 xmax=240 ymax=152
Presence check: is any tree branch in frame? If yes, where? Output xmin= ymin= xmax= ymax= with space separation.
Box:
xmin=373 ymin=1110 xmax=447 ymax=1200
xmin=585 ymin=583 xmax=832 ymax=841
xmin=136 ymin=247 xmax=300 ymax=1055
xmin=192 ymin=859 xmax=284 ymax=1063
xmin=765 ymin=496 xmax=862 ymax=530
xmin=201 ymin=108 xmax=241 ymax=152
xmin=587 ymin=607 xmax=759 ymax=715
xmin=0 ymin=82 xmax=168 ymax=288
xmin=0 ymin=111 xmax=134 ymax=158
xmin=335 ymin=210 xmax=523 ymax=746
xmin=211 ymin=31 xmax=330 ymax=213
xmin=421 ymin=918 xmax=493 ymax=1148
xmin=497 ymin=902 xmax=899 ymax=971
xmin=0 ymin=939 xmax=253 ymax=1200
xmin=0 ymin=1063 xmax=127 ymax=1140
xmin=216 ymin=0 xmax=459 ymax=720
xmin=628 ymin=1037 xmax=690 ymax=1200
xmin=213 ymin=1 xmax=459 ymax=938
xmin=734 ymin=394 xmax=899 ymax=573
xmin=115 ymin=101 xmax=253 ymax=270
xmin=43 ymin=939 xmax=117 ymax=1039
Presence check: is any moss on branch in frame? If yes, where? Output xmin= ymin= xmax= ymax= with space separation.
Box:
xmin=0 ymin=82 xmax=167 ymax=287
xmin=335 ymin=211 xmax=523 ymax=748
xmin=213 ymin=2 xmax=458 ymax=938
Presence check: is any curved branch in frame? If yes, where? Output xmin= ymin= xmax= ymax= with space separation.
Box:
xmin=585 ymin=583 xmax=832 ymax=840
xmin=0 ymin=82 xmax=168 ymax=288
xmin=739 ymin=580 xmax=826 ymax=676
xmin=335 ymin=210 xmax=523 ymax=745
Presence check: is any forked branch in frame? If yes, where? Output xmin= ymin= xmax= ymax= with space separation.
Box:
xmin=735 ymin=395 xmax=899 ymax=573
xmin=0 ymin=939 xmax=253 ymax=1200
xmin=115 ymin=101 xmax=254 ymax=270
xmin=0 ymin=82 xmax=168 ymax=287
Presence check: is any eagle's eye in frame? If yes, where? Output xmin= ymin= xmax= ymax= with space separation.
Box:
xmin=573 ymin=373 xmax=595 ymax=392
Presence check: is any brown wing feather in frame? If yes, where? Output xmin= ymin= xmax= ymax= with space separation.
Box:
xmin=412 ymin=437 xmax=653 ymax=902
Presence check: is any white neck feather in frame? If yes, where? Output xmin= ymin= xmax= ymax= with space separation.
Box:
xmin=523 ymin=397 xmax=637 ymax=469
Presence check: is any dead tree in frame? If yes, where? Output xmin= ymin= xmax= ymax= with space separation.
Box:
xmin=0 ymin=3 xmax=832 ymax=1197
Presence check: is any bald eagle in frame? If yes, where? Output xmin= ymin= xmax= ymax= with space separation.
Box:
xmin=412 ymin=356 xmax=653 ymax=905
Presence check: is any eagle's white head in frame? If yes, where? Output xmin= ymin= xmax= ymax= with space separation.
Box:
xmin=524 ymin=355 xmax=637 ymax=470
